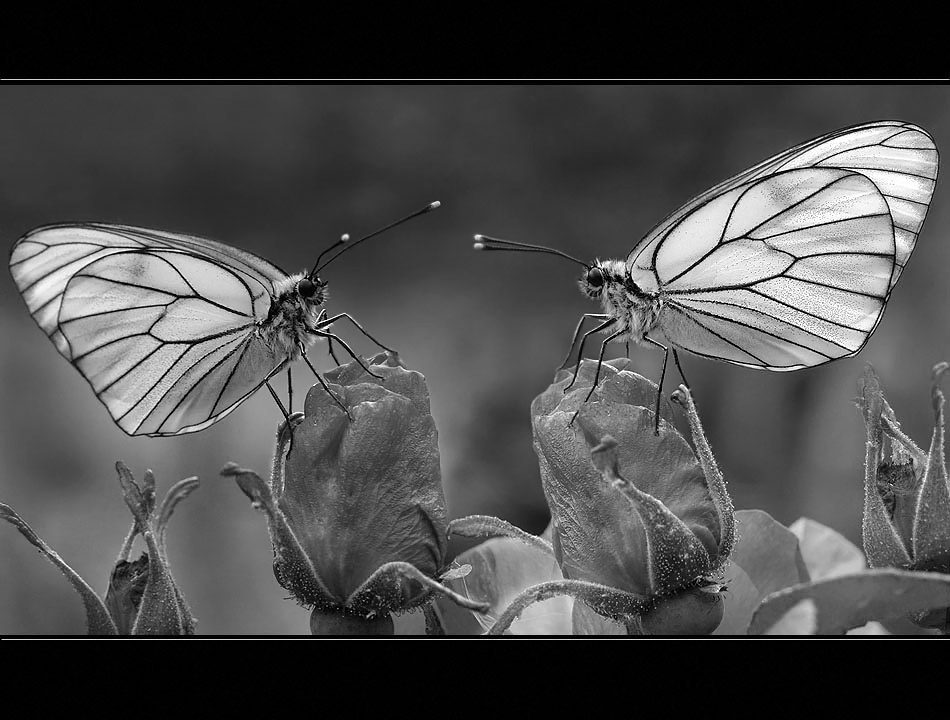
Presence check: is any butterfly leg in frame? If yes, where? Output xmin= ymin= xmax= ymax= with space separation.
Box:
xmin=299 ymin=348 xmax=353 ymax=419
xmin=565 ymin=317 xmax=616 ymax=392
xmin=314 ymin=309 xmax=341 ymax=364
xmin=558 ymin=313 xmax=610 ymax=371
xmin=644 ymin=336 xmax=669 ymax=436
xmin=287 ymin=367 xmax=293 ymax=413
xmin=672 ymin=348 xmax=690 ymax=388
xmin=266 ymin=379 xmax=301 ymax=454
xmin=570 ymin=328 xmax=625 ymax=425
xmin=266 ymin=380 xmax=292 ymax=422
xmin=317 ymin=312 xmax=396 ymax=355
xmin=309 ymin=328 xmax=384 ymax=380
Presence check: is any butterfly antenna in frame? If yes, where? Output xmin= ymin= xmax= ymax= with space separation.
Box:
xmin=312 ymin=201 xmax=441 ymax=276
xmin=310 ymin=233 xmax=351 ymax=275
xmin=473 ymin=234 xmax=589 ymax=269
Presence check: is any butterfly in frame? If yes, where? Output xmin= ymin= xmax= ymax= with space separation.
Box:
xmin=475 ymin=121 xmax=938 ymax=424
xmin=9 ymin=202 xmax=439 ymax=436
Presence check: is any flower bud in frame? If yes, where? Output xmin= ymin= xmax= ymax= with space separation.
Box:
xmin=530 ymin=358 xmax=733 ymax=633
xmin=224 ymin=352 xmax=486 ymax=634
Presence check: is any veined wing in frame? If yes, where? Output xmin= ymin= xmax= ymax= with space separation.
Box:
xmin=57 ymin=249 xmax=286 ymax=436
xmin=9 ymin=223 xmax=285 ymax=359
xmin=628 ymin=121 xmax=937 ymax=291
xmin=655 ymin=168 xmax=897 ymax=370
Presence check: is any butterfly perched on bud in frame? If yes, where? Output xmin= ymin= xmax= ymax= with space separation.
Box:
xmin=9 ymin=202 xmax=440 ymax=436
xmin=476 ymin=121 xmax=938 ymax=427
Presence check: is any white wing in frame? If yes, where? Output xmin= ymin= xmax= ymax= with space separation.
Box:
xmin=9 ymin=224 xmax=290 ymax=436
xmin=628 ymin=121 xmax=938 ymax=292
xmin=623 ymin=122 xmax=937 ymax=371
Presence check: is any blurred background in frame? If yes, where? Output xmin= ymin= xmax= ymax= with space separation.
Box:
xmin=0 ymin=85 xmax=947 ymax=634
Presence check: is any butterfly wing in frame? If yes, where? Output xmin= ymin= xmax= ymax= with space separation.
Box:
xmin=624 ymin=122 xmax=938 ymax=371
xmin=9 ymin=224 xmax=289 ymax=436
xmin=628 ymin=121 xmax=938 ymax=292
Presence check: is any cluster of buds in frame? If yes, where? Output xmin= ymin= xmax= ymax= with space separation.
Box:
xmin=858 ymin=363 xmax=950 ymax=628
xmin=1 ymin=463 xmax=198 ymax=635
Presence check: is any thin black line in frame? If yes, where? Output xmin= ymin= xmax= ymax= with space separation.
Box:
xmin=32 ymin=291 xmax=64 ymax=318
xmin=664 ymin=303 xmax=765 ymax=365
xmin=72 ymin=331 xmax=154 ymax=363
xmin=16 ymin=249 xmax=103 ymax=294
xmin=881 ymin=129 xmax=920 ymax=146
xmin=8 ymin=242 xmax=52 ymax=267
xmin=202 ymin=255 xmax=260 ymax=310
xmin=118 ymin=332 xmax=249 ymax=426
xmin=742 ymin=174 xmax=867 ymax=240
xmin=742 ymin=287 xmax=868 ymax=332
xmin=681 ymin=344 xmax=812 ymax=370
xmin=211 ymin=339 xmax=254 ymax=416
xmin=97 ymin=342 xmax=176 ymax=395
xmin=71 ymin=266 xmax=252 ymax=322
xmin=675 ymin=293 xmax=859 ymax=347
xmin=150 ymin=251 xmax=256 ymax=318
xmin=153 ymin=248 xmax=258 ymax=314
xmin=70 ymin=272 xmax=180 ymax=297
xmin=107 ymin=223 xmax=289 ymax=285
xmin=151 ymin=336 xmax=257 ymax=434
xmin=657 ymin=172 xmax=883 ymax=288
xmin=665 ymin=286 xmax=877 ymax=334
xmin=671 ymin=300 xmax=835 ymax=361
xmin=82 ymin=225 xmax=150 ymax=248
xmin=815 ymin=140 xmax=893 ymax=164
xmin=768 ymin=274 xmax=887 ymax=300
xmin=59 ymin=302 xmax=171 ymax=324
xmin=792 ymin=251 xmax=894 ymax=260
xmin=71 ymin=320 xmax=253 ymax=363
xmin=662 ymin=184 xmax=762 ymax=286
xmin=883 ymin=193 xmax=929 ymax=207
xmin=841 ymin=165 xmax=936 ymax=182
xmin=672 ymin=297 xmax=853 ymax=354
xmin=755 ymin=212 xmax=890 ymax=241
xmin=146 ymin=319 xmax=256 ymax=345
xmin=668 ymin=272 xmax=887 ymax=301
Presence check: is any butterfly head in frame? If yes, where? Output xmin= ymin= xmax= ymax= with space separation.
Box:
xmin=297 ymin=276 xmax=328 ymax=305
xmin=578 ymin=260 xmax=627 ymax=299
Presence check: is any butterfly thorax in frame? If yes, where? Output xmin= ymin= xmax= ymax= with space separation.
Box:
xmin=579 ymin=259 xmax=663 ymax=343
xmin=257 ymin=272 xmax=327 ymax=359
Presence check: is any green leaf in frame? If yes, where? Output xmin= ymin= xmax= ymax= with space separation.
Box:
xmin=749 ymin=568 xmax=950 ymax=635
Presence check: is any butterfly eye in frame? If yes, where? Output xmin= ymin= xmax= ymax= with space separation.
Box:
xmin=297 ymin=278 xmax=317 ymax=298
xmin=586 ymin=267 xmax=605 ymax=288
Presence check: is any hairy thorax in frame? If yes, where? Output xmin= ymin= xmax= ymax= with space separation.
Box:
xmin=588 ymin=260 xmax=664 ymax=343
xmin=257 ymin=272 xmax=324 ymax=360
